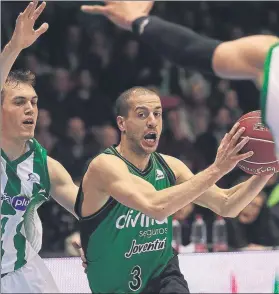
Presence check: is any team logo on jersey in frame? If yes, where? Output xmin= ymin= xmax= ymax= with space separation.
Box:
xmin=155 ymin=169 xmax=164 ymax=181
xmin=1 ymin=193 xmax=31 ymax=211
xmin=11 ymin=195 xmax=31 ymax=211
xmin=116 ymin=210 xmax=167 ymax=230
xmin=27 ymin=172 xmax=40 ymax=184
xmin=124 ymin=238 xmax=167 ymax=258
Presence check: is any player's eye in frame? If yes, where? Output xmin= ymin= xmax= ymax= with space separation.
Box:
xmin=154 ymin=112 xmax=162 ymax=117
xmin=138 ymin=112 xmax=146 ymax=118
xmin=15 ymin=100 xmax=25 ymax=106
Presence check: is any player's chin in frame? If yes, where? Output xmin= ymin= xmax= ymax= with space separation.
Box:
xmin=20 ymin=130 xmax=35 ymax=140
xmin=140 ymin=139 xmax=158 ymax=153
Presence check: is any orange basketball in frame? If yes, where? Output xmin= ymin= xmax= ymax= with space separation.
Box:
xmin=236 ymin=110 xmax=279 ymax=175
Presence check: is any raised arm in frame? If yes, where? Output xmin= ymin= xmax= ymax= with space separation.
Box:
xmin=81 ymin=1 xmax=278 ymax=82
xmin=1 ymin=1 xmax=48 ymax=90
xmin=47 ymin=157 xmax=79 ymax=217
xmin=83 ymin=123 xmax=252 ymax=220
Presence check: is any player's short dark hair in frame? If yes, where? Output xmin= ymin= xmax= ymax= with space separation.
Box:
xmin=114 ymin=86 xmax=158 ymax=117
xmin=1 ymin=70 xmax=36 ymax=104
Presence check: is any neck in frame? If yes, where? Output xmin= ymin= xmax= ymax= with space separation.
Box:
xmin=2 ymin=136 xmax=28 ymax=161
xmin=116 ymin=141 xmax=151 ymax=171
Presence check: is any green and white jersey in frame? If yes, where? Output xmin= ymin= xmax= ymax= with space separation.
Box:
xmin=75 ymin=146 xmax=176 ymax=294
xmin=1 ymin=139 xmax=50 ymax=274
xmin=261 ymin=42 xmax=279 ymax=159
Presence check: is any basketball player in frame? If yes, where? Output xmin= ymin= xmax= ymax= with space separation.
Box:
xmin=81 ymin=1 xmax=279 ymax=158
xmin=1 ymin=2 xmax=78 ymax=292
xmin=75 ymin=86 xmax=272 ymax=293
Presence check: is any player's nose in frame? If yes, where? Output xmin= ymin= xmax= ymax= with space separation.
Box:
xmin=24 ymin=101 xmax=35 ymax=115
xmin=147 ymin=114 xmax=157 ymax=128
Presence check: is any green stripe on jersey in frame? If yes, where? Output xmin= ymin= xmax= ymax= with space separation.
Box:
xmin=1 ymin=139 xmax=50 ymax=274
xmin=261 ymin=42 xmax=279 ymax=124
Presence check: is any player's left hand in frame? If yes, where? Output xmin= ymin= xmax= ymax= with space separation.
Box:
xmin=81 ymin=1 xmax=154 ymax=31
xmin=10 ymin=1 xmax=49 ymax=51
xmin=72 ymin=241 xmax=88 ymax=273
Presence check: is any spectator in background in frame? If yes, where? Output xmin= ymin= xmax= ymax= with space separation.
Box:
xmin=224 ymin=89 xmax=243 ymax=121
xmin=35 ymin=109 xmax=57 ymax=154
xmin=51 ymin=67 xmax=73 ymax=103
xmin=23 ymin=53 xmax=53 ymax=101
xmin=68 ymin=69 xmax=113 ymax=127
xmin=91 ymin=124 xmax=119 ymax=151
xmin=192 ymin=107 xmax=211 ymax=138
xmin=158 ymin=106 xmax=206 ymax=173
xmin=212 ymin=107 xmax=233 ymax=144
xmin=84 ymin=30 xmax=111 ymax=74
xmin=44 ymin=67 xmax=73 ymax=134
xmin=106 ymin=38 xmax=142 ymax=96
xmin=209 ymin=79 xmax=231 ymax=112
xmin=23 ymin=53 xmax=52 ymax=77
xmin=226 ymin=176 xmax=279 ymax=250
xmin=51 ymin=117 xmax=91 ymax=182
xmin=195 ymin=107 xmax=232 ymax=167
xmin=52 ymin=25 xmax=83 ymax=71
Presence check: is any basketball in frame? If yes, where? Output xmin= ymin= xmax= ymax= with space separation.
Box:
xmin=237 ymin=110 xmax=279 ymax=175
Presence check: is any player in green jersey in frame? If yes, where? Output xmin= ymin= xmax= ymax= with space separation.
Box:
xmin=75 ymin=86 xmax=273 ymax=293
xmin=81 ymin=1 xmax=279 ymax=160
xmin=1 ymin=2 xmax=78 ymax=292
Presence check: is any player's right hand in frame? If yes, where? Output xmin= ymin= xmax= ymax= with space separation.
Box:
xmin=213 ymin=122 xmax=253 ymax=175
xmin=9 ymin=1 xmax=48 ymax=51
xmin=80 ymin=1 xmax=154 ymax=31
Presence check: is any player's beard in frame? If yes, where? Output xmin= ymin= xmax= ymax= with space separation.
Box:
xmin=126 ymin=132 xmax=152 ymax=157
xmin=130 ymin=134 xmax=159 ymax=156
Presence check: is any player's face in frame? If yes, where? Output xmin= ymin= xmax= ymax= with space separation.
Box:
xmin=119 ymin=94 xmax=163 ymax=155
xmin=2 ymin=83 xmax=38 ymax=141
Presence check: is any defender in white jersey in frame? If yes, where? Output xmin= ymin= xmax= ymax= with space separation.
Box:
xmin=1 ymin=2 xmax=78 ymax=293
xmin=261 ymin=43 xmax=279 ymax=158
xmin=80 ymin=1 xmax=279 ymax=160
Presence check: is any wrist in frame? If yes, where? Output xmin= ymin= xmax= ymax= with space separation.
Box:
xmin=6 ymin=41 xmax=22 ymax=54
xmin=208 ymin=163 xmax=225 ymax=181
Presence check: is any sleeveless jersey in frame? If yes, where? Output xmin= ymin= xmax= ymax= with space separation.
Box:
xmin=75 ymin=146 xmax=176 ymax=293
xmin=261 ymin=42 xmax=279 ymax=159
xmin=1 ymin=139 xmax=51 ymax=274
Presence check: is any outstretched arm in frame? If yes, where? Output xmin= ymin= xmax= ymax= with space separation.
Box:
xmin=165 ymin=154 xmax=272 ymax=218
xmin=81 ymin=1 xmax=278 ymax=82
xmin=1 ymin=1 xmax=48 ymax=91
xmin=47 ymin=157 xmax=79 ymax=217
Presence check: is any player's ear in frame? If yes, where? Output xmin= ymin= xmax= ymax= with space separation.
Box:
xmin=116 ymin=116 xmax=126 ymax=132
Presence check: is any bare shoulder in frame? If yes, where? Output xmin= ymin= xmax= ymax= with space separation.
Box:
xmin=47 ymin=156 xmax=69 ymax=183
xmin=84 ymin=153 xmax=130 ymax=192
xmin=87 ymin=153 xmax=128 ymax=176
xmin=159 ymin=153 xmax=193 ymax=183
xmin=159 ymin=153 xmax=184 ymax=171
xmin=82 ymin=153 xmax=130 ymax=216
xmin=47 ymin=155 xmax=59 ymax=168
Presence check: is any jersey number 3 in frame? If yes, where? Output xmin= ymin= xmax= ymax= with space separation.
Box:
xmin=129 ymin=265 xmax=142 ymax=292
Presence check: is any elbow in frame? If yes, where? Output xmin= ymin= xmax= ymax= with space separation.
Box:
xmin=218 ymin=191 xmax=239 ymax=218
xmin=220 ymin=202 xmax=239 ymax=218
xmin=147 ymin=202 xmax=169 ymax=222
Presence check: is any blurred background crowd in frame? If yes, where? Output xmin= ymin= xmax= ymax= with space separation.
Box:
xmin=2 ymin=1 xmax=279 ymax=256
